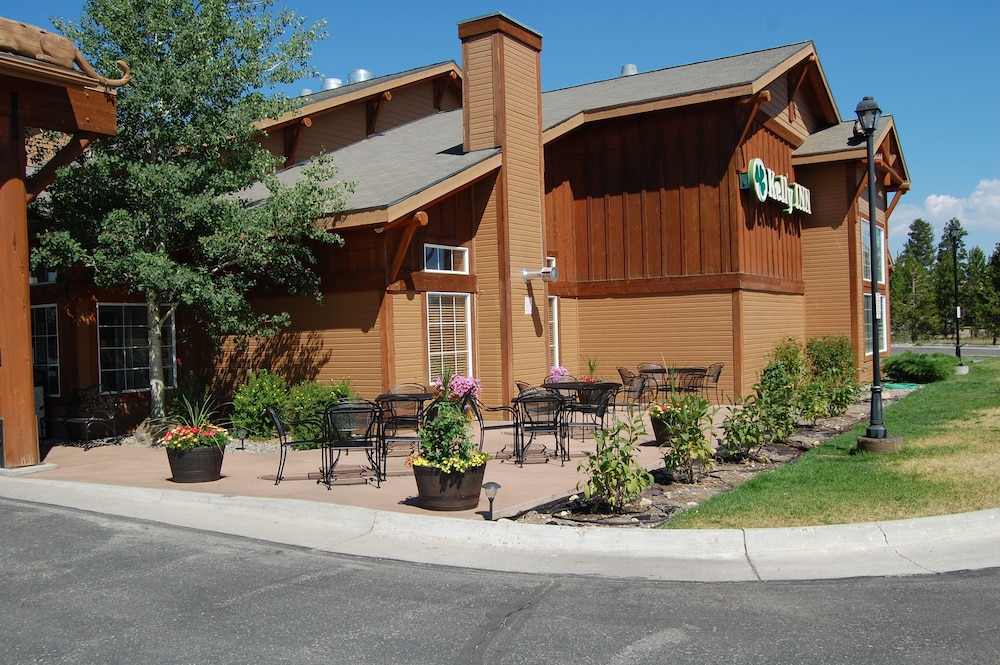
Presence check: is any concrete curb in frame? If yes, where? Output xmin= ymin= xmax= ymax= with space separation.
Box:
xmin=2 ymin=476 xmax=998 ymax=582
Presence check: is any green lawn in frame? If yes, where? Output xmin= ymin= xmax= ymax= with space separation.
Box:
xmin=665 ymin=357 xmax=1000 ymax=529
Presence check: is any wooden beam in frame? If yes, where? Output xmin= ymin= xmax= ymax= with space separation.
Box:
xmin=0 ymin=75 xmax=117 ymax=135
xmin=386 ymin=211 xmax=428 ymax=284
xmin=736 ymin=91 xmax=771 ymax=169
xmin=282 ymin=117 xmax=311 ymax=168
xmin=366 ymin=91 xmax=391 ymax=136
xmin=788 ymin=55 xmax=817 ymax=122
xmin=886 ymin=185 xmax=910 ymax=220
xmin=26 ymin=132 xmax=96 ymax=204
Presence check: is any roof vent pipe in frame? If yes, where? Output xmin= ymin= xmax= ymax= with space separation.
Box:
xmin=348 ymin=68 xmax=373 ymax=84
xmin=299 ymin=88 xmax=313 ymax=96
xmin=322 ymin=77 xmax=342 ymax=90
xmin=620 ymin=64 xmax=638 ymax=77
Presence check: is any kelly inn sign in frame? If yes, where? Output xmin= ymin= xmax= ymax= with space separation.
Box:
xmin=744 ymin=157 xmax=812 ymax=214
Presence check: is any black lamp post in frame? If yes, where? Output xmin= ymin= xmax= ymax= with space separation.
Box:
xmin=856 ymin=96 xmax=887 ymax=441
xmin=950 ymin=226 xmax=962 ymax=365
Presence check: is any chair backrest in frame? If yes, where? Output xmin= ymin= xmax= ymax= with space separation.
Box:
xmin=514 ymin=391 xmax=563 ymax=429
xmin=516 ymin=380 xmax=539 ymax=394
xmin=589 ymin=386 xmax=617 ymax=418
xmin=377 ymin=393 xmax=422 ymax=424
xmin=616 ymin=367 xmax=646 ymax=399
xmin=324 ymin=400 xmax=379 ymax=446
xmin=265 ymin=404 xmax=289 ymax=444
xmin=389 ymin=383 xmax=426 ymax=395
xmin=676 ymin=367 xmax=707 ymax=391
xmin=637 ymin=362 xmax=665 ymax=373
xmin=705 ymin=362 xmax=724 ymax=383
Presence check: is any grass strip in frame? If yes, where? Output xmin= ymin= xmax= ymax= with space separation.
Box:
xmin=665 ymin=357 xmax=1000 ymax=529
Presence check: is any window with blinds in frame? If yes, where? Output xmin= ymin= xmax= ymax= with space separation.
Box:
xmin=548 ymin=295 xmax=559 ymax=367
xmin=427 ymin=292 xmax=471 ymax=379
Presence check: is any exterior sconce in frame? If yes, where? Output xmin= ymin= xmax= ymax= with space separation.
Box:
xmin=522 ymin=266 xmax=558 ymax=283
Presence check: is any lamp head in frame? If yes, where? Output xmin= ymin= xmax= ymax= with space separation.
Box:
xmin=482 ymin=481 xmax=501 ymax=499
xmin=854 ymin=96 xmax=881 ymax=135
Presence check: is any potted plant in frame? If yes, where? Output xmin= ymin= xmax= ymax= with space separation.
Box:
xmin=647 ymin=391 xmax=715 ymax=483
xmin=408 ymin=390 xmax=490 ymax=510
xmin=160 ymin=394 xmax=229 ymax=482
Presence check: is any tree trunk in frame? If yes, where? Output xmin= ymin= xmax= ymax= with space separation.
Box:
xmin=147 ymin=299 xmax=166 ymax=419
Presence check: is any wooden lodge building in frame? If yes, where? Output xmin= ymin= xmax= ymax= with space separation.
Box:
xmin=28 ymin=12 xmax=910 ymax=431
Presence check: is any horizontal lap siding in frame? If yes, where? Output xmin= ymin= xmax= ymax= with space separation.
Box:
xmin=297 ymin=105 xmax=367 ymax=159
xmin=463 ymin=36 xmax=497 ymax=151
xmin=472 ymin=179 xmax=506 ymax=402
xmin=741 ymin=291 xmax=804 ymax=390
xmin=214 ymin=292 xmax=383 ymax=399
xmin=576 ymin=293 xmax=734 ymax=398
xmin=390 ymin=292 xmax=426 ymax=385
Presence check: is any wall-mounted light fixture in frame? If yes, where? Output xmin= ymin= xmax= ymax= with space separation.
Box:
xmin=522 ymin=266 xmax=558 ymax=283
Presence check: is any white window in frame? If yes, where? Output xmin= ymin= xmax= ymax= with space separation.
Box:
xmin=864 ymin=294 xmax=888 ymax=355
xmin=548 ymin=296 xmax=560 ymax=367
xmin=424 ymin=244 xmax=468 ymax=274
xmin=97 ymin=304 xmax=177 ymax=392
xmin=31 ymin=304 xmax=60 ymax=397
xmin=862 ymin=219 xmax=885 ymax=284
xmin=427 ymin=293 xmax=471 ymax=379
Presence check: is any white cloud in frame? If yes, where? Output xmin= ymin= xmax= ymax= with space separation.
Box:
xmin=889 ymin=179 xmax=1000 ymax=254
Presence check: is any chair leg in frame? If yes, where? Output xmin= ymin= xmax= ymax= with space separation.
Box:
xmin=275 ymin=445 xmax=288 ymax=486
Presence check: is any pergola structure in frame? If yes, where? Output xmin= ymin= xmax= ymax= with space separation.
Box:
xmin=0 ymin=17 xmax=126 ymax=467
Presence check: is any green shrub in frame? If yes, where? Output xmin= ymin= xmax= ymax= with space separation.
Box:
xmin=231 ymin=369 xmax=288 ymax=438
xmin=719 ymin=394 xmax=768 ymax=461
xmin=653 ymin=392 xmax=715 ymax=483
xmin=285 ymin=380 xmax=343 ymax=442
xmin=577 ymin=409 xmax=653 ymax=512
xmin=769 ymin=337 xmax=807 ymax=390
xmin=806 ymin=336 xmax=856 ymax=383
xmin=882 ymin=352 xmax=955 ymax=383
xmin=754 ymin=360 xmax=798 ymax=443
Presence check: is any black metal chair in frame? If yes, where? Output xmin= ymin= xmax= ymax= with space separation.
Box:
xmin=637 ymin=362 xmax=668 ymax=399
xmin=703 ymin=362 xmax=724 ymax=402
xmin=265 ymin=404 xmax=323 ymax=486
xmin=561 ymin=385 xmax=617 ymax=453
xmin=515 ymin=380 xmax=540 ymax=394
xmin=616 ymin=367 xmax=653 ymax=407
xmin=673 ymin=367 xmax=708 ymax=394
xmin=462 ymin=391 xmax=517 ymax=452
xmin=511 ymin=390 xmax=566 ymax=465
xmin=320 ymin=400 xmax=384 ymax=488
xmin=376 ymin=393 xmax=425 ymax=455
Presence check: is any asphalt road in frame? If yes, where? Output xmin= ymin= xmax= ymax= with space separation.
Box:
xmin=3 ymin=498 xmax=999 ymax=664
xmin=893 ymin=342 xmax=1000 ymax=357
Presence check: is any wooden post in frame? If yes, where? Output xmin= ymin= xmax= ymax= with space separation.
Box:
xmin=0 ymin=90 xmax=40 ymax=467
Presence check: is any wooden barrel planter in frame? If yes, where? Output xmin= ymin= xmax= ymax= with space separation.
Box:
xmin=412 ymin=463 xmax=487 ymax=511
xmin=166 ymin=446 xmax=225 ymax=483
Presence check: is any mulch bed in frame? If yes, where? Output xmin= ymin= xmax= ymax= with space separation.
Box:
xmin=513 ymin=388 xmax=914 ymax=528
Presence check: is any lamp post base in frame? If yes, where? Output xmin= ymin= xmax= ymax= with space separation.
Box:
xmin=857 ymin=435 xmax=904 ymax=454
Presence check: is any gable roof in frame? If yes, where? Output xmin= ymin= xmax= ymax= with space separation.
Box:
xmin=542 ymin=41 xmax=838 ymax=140
xmin=240 ymin=109 xmax=500 ymax=227
xmin=247 ymin=41 xmax=846 ymax=225
xmin=794 ymin=115 xmax=910 ymax=189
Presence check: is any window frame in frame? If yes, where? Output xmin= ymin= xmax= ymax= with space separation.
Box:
xmin=97 ymin=303 xmax=177 ymax=393
xmin=862 ymin=218 xmax=886 ymax=285
xmin=423 ymin=243 xmax=469 ymax=275
xmin=30 ymin=304 xmax=60 ymax=397
xmin=426 ymin=292 xmax=472 ymax=380
xmin=863 ymin=293 xmax=889 ymax=355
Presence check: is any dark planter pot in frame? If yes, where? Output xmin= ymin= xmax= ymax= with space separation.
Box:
xmin=650 ymin=418 xmax=672 ymax=446
xmin=166 ymin=446 xmax=225 ymax=483
xmin=412 ymin=463 xmax=487 ymax=511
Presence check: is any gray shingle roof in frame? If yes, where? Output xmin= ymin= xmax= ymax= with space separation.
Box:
xmin=289 ymin=61 xmax=458 ymax=106
xmin=239 ymin=109 xmax=497 ymax=213
xmin=541 ymin=42 xmax=814 ymax=132
xmin=246 ymin=42 xmax=821 ymax=216
xmin=794 ymin=115 xmax=893 ymax=159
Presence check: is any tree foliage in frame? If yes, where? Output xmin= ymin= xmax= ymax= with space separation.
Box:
xmin=32 ymin=0 xmax=354 ymax=417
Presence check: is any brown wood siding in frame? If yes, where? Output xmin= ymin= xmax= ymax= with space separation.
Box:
xmin=295 ymin=104 xmax=367 ymax=160
xmin=740 ymin=291 xmax=805 ymax=393
xmin=214 ymin=291 xmax=383 ymax=398
xmin=739 ymin=124 xmax=804 ymax=283
xmin=388 ymin=291 xmax=427 ymax=385
xmin=799 ymin=162 xmax=853 ymax=339
xmin=761 ymin=77 xmax=809 ymax=143
xmin=576 ymin=292 xmax=734 ymax=401
xmin=469 ymin=177 xmax=507 ymax=402
xmin=463 ymin=35 xmax=497 ymax=151
xmin=544 ymin=103 xmax=739 ymax=286
xmin=373 ymin=84 xmax=446 ymax=135
xmin=502 ymin=41 xmax=549 ymax=387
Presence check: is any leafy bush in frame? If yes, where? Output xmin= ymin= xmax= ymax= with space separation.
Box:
xmin=769 ymin=337 xmax=807 ymax=391
xmin=653 ymin=392 xmax=716 ymax=483
xmin=577 ymin=409 xmax=653 ymax=512
xmin=719 ymin=394 xmax=768 ymax=462
xmin=882 ymin=352 xmax=955 ymax=383
xmin=805 ymin=336 xmax=860 ymax=417
xmin=285 ymin=380 xmax=342 ymax=442
xmin=754 ymin=360 xmax=798 ymax=443
xmin=231 ymin=369 xmax=288 ymax=438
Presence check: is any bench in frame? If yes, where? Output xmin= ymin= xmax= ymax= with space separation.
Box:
xmin=44 ymin=386 xmax=123 ymax=446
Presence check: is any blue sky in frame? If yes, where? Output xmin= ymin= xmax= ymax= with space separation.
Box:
xmin=12 ymin=0 xmax=999 ymax=257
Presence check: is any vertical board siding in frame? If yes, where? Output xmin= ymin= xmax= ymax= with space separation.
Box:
xmin=544 ymin=104 xmax=739 ymax=285
xmin=740 ymin=291 xmax=805 ymax=391
xmin=575 ymin=292 xmax=734 ymax=401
